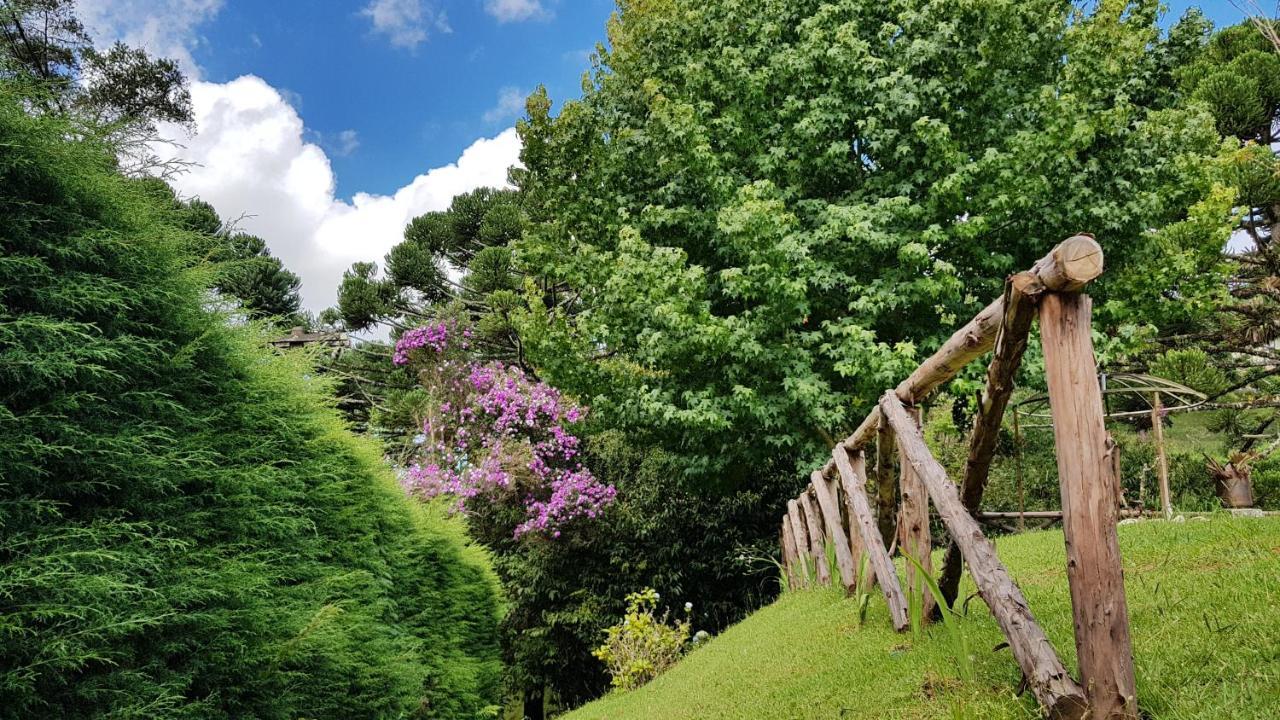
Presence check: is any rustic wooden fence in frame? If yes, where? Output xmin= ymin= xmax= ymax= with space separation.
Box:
xmin=778 ymin=235 xmax=1138 ymax=720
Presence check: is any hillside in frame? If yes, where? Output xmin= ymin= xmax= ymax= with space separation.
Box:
xmin=564 ymin=518 xmax=1280 ymax=720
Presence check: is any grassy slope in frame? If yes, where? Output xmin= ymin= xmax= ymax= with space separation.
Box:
xmin=564 ymin=518 xmax=1280 ymax=720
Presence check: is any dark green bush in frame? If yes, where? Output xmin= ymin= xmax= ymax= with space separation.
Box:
xmin=0 ymin=84 xmax=501 ymax=719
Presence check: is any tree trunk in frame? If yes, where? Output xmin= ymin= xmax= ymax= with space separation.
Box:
xmin=522 ymin=687 xmax=544 ymax=720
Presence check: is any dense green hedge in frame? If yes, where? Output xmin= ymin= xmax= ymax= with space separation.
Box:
xmin=0 ymin=85 xmax=502 ymax=719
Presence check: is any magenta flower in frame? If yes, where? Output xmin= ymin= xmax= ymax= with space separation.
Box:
xmin=394 ymin=320 xmax=615 ymax=539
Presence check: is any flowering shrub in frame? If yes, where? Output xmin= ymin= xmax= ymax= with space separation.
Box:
xmin=592 ymin=588 xmax=692 ymax=691
xmin=394 ymin=319 xmax=616 ymax=538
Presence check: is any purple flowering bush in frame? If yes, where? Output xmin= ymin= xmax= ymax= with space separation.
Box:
xmin=393 ymin=320 xmax=616 ymax=538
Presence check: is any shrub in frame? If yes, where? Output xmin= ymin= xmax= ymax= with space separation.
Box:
xmin=0 ymin=82 xmax=502 ymax=719
xmin=593 ymin=589 xmax=692 ymax=691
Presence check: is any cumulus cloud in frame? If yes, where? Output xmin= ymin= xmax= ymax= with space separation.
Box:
xmin=361 ymin=0 xmax=451 ymax=49
xmin=159 ymin=76 xmax=522 ymax=313
xmin=484 ymin=0 xmax=549 ymax=23
xmin=77 ymin=0 xmax=224 ymax=76
xmin=483 ymin=86 xmax=528 ymax=125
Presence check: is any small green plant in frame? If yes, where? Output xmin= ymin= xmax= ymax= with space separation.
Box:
xmin=855 ymin=553 xmax=873 ymax=626
xmin=903 ymin=551 xmax=975 ymax=682
xmin=593 ymin=589 xmax=692 ymax=691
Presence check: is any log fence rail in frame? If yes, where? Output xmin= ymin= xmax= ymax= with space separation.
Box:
xmin=778 ymin=235 xmax=1138 ymax=719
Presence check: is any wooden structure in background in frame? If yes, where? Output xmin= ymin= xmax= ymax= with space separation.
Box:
xmin=778 ymin=235 xmax=1138 ymax=719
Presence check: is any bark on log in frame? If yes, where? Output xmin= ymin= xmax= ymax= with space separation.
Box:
xmin=811 ymin=470 xmax=858 ymax=593
xmin=880 ymin=393 xmax=1089 ymax=719
xmin=897 ymin=405 xmax=934 ymax=621
xmin=798 ymin=490 xmax=831 ymax=585
xmin=786 ymin=499 xmax=812 ymax=587
xmin=875 ymin=419 xmax=898 ymax=549
xmin=837 ymin=473 xmax=868 ymax=589
xmin=781 ymin=515 xmax=800 ymax=589
xmin=939 ymin=272 xmax=1041 ymax=608
xmin=832 ymin=448 xmax=910 ymax=631
xmin=1040 ymin=292 xmax=1138 ymax=719
xmin=819 ymin=234 xmax=1105 ymax=469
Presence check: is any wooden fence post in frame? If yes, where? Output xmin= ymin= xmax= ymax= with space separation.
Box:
xmin=837 ymin=474 xmax=868 ymax=588
xmin=786 ymin=499 xmax=812 ymax=587
xmin=881 ymin=393 xmax=1088 ymax=719
xmin=875 ymin=420 xmax=898 ymax=548
xmin=1040 ymin=292 xmax=1138 ymax=719
xmin=781 ymin=515 xmax=800 ymax=589
xmin=811 ymin=471 xmax=858 ymax=593
xmin=798 ymin=490 xmax=831 ymax=585
xmin=832 ymin=448 xmax=910 ymax=631
xmin=939 ymin=271 xmax=1041 ymax=608
xmin=897 ymin=405 xmax=933 ymax=621
xmin=1152 ymin=393 xmax=1172 ymax=520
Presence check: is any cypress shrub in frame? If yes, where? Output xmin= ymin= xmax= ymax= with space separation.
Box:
xmin=0 ymin=84 xmax=502 ymax=719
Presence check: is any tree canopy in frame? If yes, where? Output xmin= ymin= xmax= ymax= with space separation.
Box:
xmin=512 ymin=0 xmax=1234 ymax=481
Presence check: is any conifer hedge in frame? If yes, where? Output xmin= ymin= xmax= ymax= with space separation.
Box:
xmin=0 ymin=84 xmax=503 ymax=719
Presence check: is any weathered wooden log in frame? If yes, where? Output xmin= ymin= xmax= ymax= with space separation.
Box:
xmin=880 ymin=392 xmax=1088 ymax=719
xmin=781 ymin=516 xmax=800 ymax=589
xmin=786 ymin=499 xmax=812 ymax=587
xmin=939 ymin=271 xmax=1041 ymax=608
xmin=896 ymin=405 xmax=933 ymax=621
xmin=1152 ymin=393 xmax=1172 ymax=520
xmin=875 ymin=418 xmax=898 ymax=548
xmin=1040 ymin=292 xmax=1137 ymax=719
xmin=811 ymin=470 xmax=857 ymax=593
xmin=798 ymin=490 xmax=831 ymax=585
xmin=817 ymin=234 xmax=1105 ymax=471
xmin=832 ymin=448 xmax=909 ymax=631
xmin=836 ymin=475 xmax=868 ymax=589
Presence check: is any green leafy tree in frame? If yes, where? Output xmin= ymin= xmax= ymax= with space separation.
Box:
xmin=0 ymin=82 xmax=501 ymax=719
xmin=512 ymin=0 xmax=1234 ymax=481
xmin=0 ymin=0 xmax=192 ymax=174
xmin=1154 ymin=16 xmax=1280 ymax=491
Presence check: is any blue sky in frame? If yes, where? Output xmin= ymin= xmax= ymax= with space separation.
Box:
xmin=187 ymin=0 xmax=616 ymax=199
xmin=180 ymin=0 xmax=1246 ymax=202
xmin=77 ymin=0 xmax=1253 ymax=314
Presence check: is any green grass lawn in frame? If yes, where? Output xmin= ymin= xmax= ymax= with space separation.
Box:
xmin=562 ymin=517 xmax=1280 ymax=720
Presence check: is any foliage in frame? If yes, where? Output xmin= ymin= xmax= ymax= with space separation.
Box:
xmin=563 ymin=518 xmax=1280 ymax=720
xmin=1155 ymin=17 xmax=1280 ymax=483
xmin=0 ymin=0 xmax=192 ymax=174
xmin=393 ymin=318 xmax=616 ymax=538
xmin=593 ymin=588 xmax=692 ymax=691
xmin=512 ymin=0 xmax=1232 ymax=483
xmin=336 ymin=187 xmax=524 ymax=360
xmin=0 ymin=83 xmax=502 ymax=719
xmin=463 ymin=430 xmax=794 ymax=709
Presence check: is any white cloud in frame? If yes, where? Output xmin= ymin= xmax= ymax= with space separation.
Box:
xmin=483 ymin=86 xmax=528 ymax=125
xmin=361 ymin=0 xmax=451 ymax=49
xmin=76 ymin=0 xmax=224 ymax=77
xmin=324 ymin=129 xmax=361 ymax=157
xmin=484 ymin=0 xmax=549 ymax=23
xmin=158 ymin=76 xmax=521 ymax=313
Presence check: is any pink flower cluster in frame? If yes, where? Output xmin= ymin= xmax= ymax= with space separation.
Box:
xmin=395 ymin=321 xmax=615 ymax=539
xmin=393 ymin=320 xmax=471 ymax=365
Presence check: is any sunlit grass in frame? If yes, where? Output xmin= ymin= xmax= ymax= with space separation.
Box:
xmin=563 ymin=517 xmax=1280 ymax=720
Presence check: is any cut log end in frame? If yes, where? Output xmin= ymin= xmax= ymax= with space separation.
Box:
xmin=1049 ymin=234 xmax=1104 ymax=290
